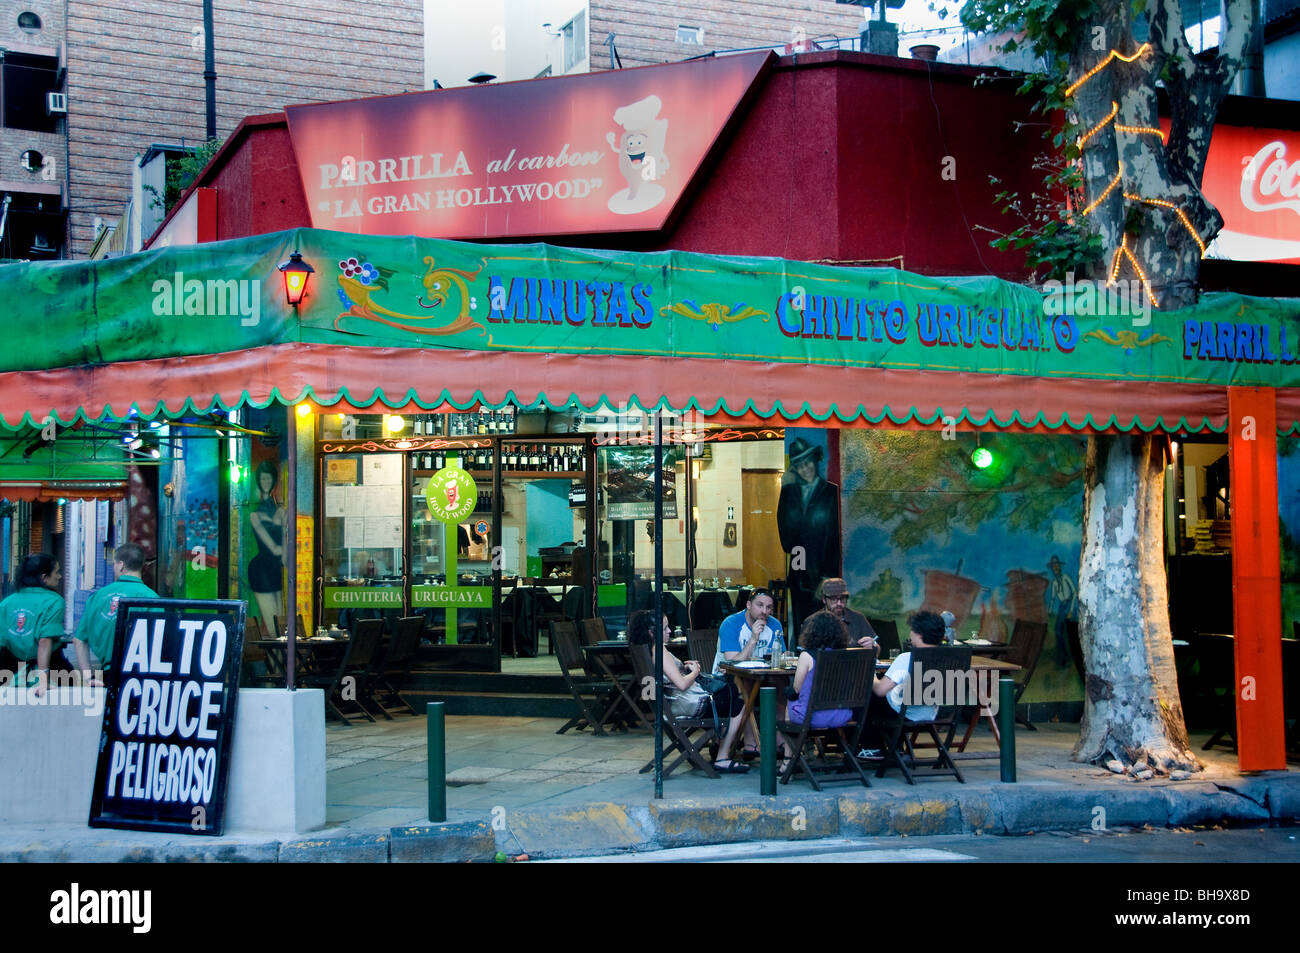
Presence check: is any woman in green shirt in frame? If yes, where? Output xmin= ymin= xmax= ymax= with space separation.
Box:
xmin=0 ymin=553 xmax=66 ymax=693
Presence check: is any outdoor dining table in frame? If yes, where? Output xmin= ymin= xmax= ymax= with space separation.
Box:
xmin=581 ymin=641 xmax=650 ymax=730
xmin=581 ymin=639 xmax=693 ymax=731
xmin=253 ymin=636 xmax=349 ymax=679
xmin=875 ymin=653 xmax=1022 ymax=758
xmin=717 ymin=659 xmax=797 ymax=759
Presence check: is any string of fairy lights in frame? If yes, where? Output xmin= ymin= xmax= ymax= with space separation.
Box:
xmin=1067 ymin=41 xmax=1207 ymax=309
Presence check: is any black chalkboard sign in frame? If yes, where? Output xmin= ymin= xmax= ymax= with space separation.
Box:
xmin=88 ymin=599 xmax=245 ymax=835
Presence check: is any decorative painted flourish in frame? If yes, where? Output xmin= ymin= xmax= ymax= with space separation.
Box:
xmin=659 ymin=300 xmax=769 ymax=331
xmin=1082 ymin=327 xmax=1172 ymax=351
xmin=336 ymin=255 xmax=486 ymax=337
xmin=595 ymin=427 xmax=785 ymax=446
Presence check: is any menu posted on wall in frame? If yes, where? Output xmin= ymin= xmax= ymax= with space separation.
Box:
xmin=88 ymin=599 xmax=245 ymax=836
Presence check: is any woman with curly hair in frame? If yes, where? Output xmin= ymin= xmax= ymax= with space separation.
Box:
xmin=779 ymin=609 xmax=853 ymax=770
xmin=628 ymin=608 xmax=750 ymax=774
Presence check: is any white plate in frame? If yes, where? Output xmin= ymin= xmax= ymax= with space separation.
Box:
xmin=733 ymin=660 xmax=768 ymax=669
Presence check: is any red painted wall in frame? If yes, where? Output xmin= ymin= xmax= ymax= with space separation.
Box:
xmin=186 ymin=53 xmax=1040 ymax=280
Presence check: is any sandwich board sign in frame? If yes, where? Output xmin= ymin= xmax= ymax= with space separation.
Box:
xmin=88 ymin=599 xmax=245 ymax=835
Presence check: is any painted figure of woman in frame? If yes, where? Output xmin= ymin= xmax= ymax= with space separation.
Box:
xmin=247 ymin=460 xmax=286 ymax=626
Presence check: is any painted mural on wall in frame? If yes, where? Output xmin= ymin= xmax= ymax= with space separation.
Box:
xmin=243 ymin=407 xmax=288 ymax=627
xmin=840 ymin=430 xmax=1086 ymax=704
xmin=1277 ymin=437 xmax=1300 ymax=635
xmin=779 ymin=429 xmax=839 ymax=636
xmin=158 ymin=427 xmax=220 ymax=599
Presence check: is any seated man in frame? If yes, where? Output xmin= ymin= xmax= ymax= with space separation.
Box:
xmin=819 ymin=577 xmax=877 ymax=650
xmin=711 ymin=588 xmax=786 ymax=757
xmin=711 ymin=588 xmax=785 ymax=674
xmin=859 ymin=609 xmax=946 ymax=754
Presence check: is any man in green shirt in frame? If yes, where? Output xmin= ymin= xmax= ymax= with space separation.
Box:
xmin=73 ymin=543 xmax=157 ymax=678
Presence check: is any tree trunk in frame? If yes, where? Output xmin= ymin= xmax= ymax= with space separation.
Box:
xmin=1073 ymin=434 xmax=1201 ymax=774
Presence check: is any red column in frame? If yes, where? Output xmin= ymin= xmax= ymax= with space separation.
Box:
xmin=1226 ymin=386 xmax=1286 ymax=770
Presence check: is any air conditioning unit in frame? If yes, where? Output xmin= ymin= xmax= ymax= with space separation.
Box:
xmin=46 ymin=92 xmax=67 ymax=115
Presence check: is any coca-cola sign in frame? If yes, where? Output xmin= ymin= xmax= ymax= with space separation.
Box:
xmin=1241 ymin=140 xmax=1300 ymax=218
xmin=1200 ymin=125 xmax=1300 ymax=264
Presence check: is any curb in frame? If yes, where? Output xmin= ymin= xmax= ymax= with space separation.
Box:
xmin=2 ymin=774 xmax=1296 ymax=862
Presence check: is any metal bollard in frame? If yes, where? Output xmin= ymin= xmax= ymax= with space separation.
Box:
xmin=998 ymin=678 xmax=1016 ymax=783
xmin=427 ymin=701 xmax=446 ymax=822
xmin=760 ymin=686 xmax=777 ymax=795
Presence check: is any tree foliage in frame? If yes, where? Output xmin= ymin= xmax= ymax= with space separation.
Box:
xmin=956 ymin=0 xmax=1258 ymax=307
xmin=143 ymin=139 xmax=223 ymax=214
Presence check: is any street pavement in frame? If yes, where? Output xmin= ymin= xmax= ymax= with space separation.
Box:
xmin=2 ymin=715 xmax=1296 ymax=862
xmin=536 ymin=828 xmax=1300 ymax=863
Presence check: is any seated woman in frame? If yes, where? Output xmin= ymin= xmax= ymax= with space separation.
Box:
xmin=779 ymin=609 xmax=853 ymax=771
xmin=627 ymin=609 xmax=750 ymax=774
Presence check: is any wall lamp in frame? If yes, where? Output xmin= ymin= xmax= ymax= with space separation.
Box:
xmin=277 ymin=250 xmax=315 ymax=306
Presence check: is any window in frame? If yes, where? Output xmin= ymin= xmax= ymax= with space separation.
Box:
xmin=20 ymin=149 xmax=43 ymax=172
xmin=1 ymin=53 xmax=61 ymax=132
xmin=17 ymin=11 xmax=42 ymax=33
xmin=676 ymin=25 xmax=703 ymax=45
xmin=561 ymin=11 xmax=587 ymax=71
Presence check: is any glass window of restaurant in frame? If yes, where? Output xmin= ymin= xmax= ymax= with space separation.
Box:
xmin=591 ymin=431 xmax=787 ymax=638
xmin=315 ymin=407 xmax=786 ymax=672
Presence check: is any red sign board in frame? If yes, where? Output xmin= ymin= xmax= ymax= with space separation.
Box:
xmin=284 ymin=53 xmax=774 ymax=240
xmin=1200 ymin=124 xmax=1300 ymax=264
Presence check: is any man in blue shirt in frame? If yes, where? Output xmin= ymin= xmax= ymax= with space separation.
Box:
xmin=711 ymin=588 xmax=785 ymax=758
xmin=711 ymin=588 xmax=785 ymax=674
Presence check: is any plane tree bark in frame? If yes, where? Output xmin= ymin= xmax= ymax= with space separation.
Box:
xmin=960 ymin=0 xmax=1259 ymax=773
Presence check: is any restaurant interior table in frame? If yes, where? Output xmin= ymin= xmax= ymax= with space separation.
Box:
xmin=718 ymin=660 xmax=797 ymax=759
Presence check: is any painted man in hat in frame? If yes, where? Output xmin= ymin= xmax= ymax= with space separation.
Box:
xmin=1045 ymin=554 xmax=1077 ymax=666
xmin=820 ymin=577 xmax=877 ymax=649
xmin=777 ymin=436 xmax=841 ymax=635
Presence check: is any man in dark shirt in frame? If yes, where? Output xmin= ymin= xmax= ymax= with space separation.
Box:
xmin=819 ymin=577 xmax=876 ymax=650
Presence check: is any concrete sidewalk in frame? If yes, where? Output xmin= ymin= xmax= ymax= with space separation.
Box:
xmin=3 ymin=715 xmax=1296 ymax=862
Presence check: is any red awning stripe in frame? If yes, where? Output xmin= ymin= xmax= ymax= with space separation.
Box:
xmin=0 ymin=342 xmax=1234 ymax=435
xmin=0 ymin=483 xmax=126 ymax=502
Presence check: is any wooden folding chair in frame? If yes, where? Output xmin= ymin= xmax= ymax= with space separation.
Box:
xmin=302 ymin=618 xmax=383 ymax=725
xmin=551 ymin=621 xmax=618 ymax=736
xmin=688 ymin=629 xmax=718 ymax=670
xmin=1004 ymin=620 xmax=1047 ymax=729
xmin=368 ymin=615 xmax=423 ymax=717
xmin=629 ymin=644 xmax=720 ymax=779
xmin=580 ymin=616 xmax=608 ymax=647
xmin=777 ymin=648 xmax=876 ymax=790
xmin=872 ymin=645 xmax=973 ymax=783
xmin=867 ymin=618 xmax=901 ymax=657
xmin=241 ymin=616 xmax=276 ymax=687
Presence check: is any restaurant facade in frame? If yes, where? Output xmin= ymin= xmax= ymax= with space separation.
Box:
xmin=2 ymin=50 xmax=1297 ymax=771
